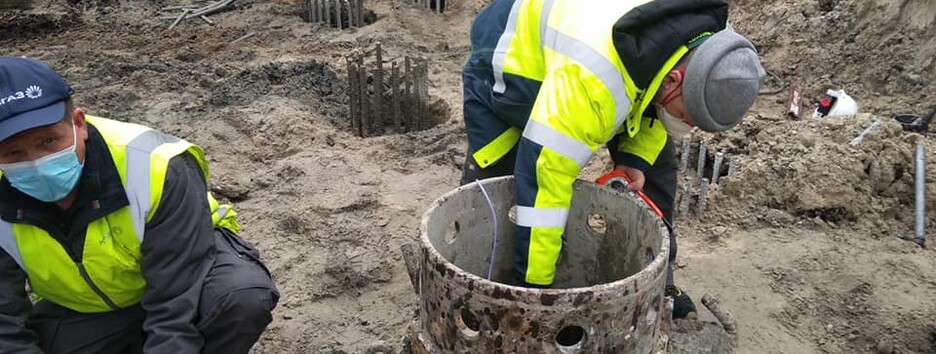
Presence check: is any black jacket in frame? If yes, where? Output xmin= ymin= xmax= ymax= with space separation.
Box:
xmin=0 ymin=124 xmax=217 ymax=353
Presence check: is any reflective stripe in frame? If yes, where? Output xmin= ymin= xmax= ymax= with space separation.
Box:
xmin=491 ymin=0 xmax=524 ymax=93
xmin=539 ymin=0 xmax=555 ymax=47
xmin=515 ymin=206 xmax=568 ymax=228
xmin=125 ymin=130 xmax=181 ymax=243
xmin=472 ymin=127 xmax=522 ymax=168
xmin=216 ymin=206 xmax=229 ymax=220
xmin=523 ymin=120 xmax=593 ymax=167
xmin=542 ymin=28 xmax=631 ymax=133
xmin=0 ymin=221 xmax=25 ymax=271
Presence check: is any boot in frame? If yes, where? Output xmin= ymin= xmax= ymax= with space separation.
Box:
xmin=666 ymin=285 xmax=697 ymax=320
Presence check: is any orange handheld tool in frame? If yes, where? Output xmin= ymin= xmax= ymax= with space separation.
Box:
xmin=595 ymin=170 xmax=665 ymax=220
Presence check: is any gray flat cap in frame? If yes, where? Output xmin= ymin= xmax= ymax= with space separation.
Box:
xmin=683 ymin=30 xmax=765 ymax=132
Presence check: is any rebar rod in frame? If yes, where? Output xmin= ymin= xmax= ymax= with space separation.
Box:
xmin=333 ymin=0 xmax=341 ymax=29
xmin=309 ymin=0 xmax=315 ymax=23
xmin=190 ymin=0 xmax=234 ymax=18
xmin=696 ymin=141 xmax=707 ymax=180
xmin=324 ymin=0 xmax=331 ymax=27
xmin=391 ymin=61 xmax=401 ymax=132
xmin=168 ymin=9 xmax=191 ymax=30
xmin=712 ymin=152 xmax=725 ymax=185
xmin=358 ymin=56 xmax=368 ymax=137
xmin=678 ymin=180 xmax=691 ymax=217
xmin=231 ymin=32 xmax=256 ymax=43
xmin=915 ymin=144 xmax=926 ymax=246
xmin=418 ymin=58 xmax=429 ymax=130
xmin=697 ymin=178 xmax=709 ymax=215
xmin=348 ymin=59 xmax=359 ymax=134
xmin=318 ymin=0 xmax=325 ymax=24
xmin=373 ymin=43 xmax=384 ymax=134
xmin=679 ymin=136 xmax=691 ymax=173
xmin=701 ymin=294 xmax=737 ymax=335
xmin=404 ymin=57 xmax=413 ymax=132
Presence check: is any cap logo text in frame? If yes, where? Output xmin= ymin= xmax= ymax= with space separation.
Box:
xmin=0 ymin=85 xmax=44 ymax=106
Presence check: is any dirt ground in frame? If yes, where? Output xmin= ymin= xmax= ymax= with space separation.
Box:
xmin=2 ymin=0 xmax=934 ymax=353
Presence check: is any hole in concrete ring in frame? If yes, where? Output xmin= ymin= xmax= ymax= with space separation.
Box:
xmin=508 ymin=206 xmax=517 ymax=224
xmin=455 ymin=306 xmax=481 ymax=338
xmin=556 ymin=325 xmax=587 ymax=351
xmin=586 ymin=213 xmax=607 ymax=235
xmin=644 ymin=295 xmax=662 ymax=326
xmin=645 ymin=247 xmax=655 ymax=266
xmin=444 ymin=221 xmax=460 ymax=244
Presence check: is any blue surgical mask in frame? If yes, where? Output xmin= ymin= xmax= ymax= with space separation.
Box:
xmin=0 ymin=124 xmax=83 ymax=202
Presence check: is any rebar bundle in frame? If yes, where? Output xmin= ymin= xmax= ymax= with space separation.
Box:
xmin=347 ymin=43 xmax=432 ymax=137
xmin=310 ymin=0 xmax=365 ymax=29
xmin=412 ymin=0 xmax=445 ymax=13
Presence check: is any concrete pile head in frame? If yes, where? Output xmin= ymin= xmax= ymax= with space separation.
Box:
xmin=414 ymin=176 xmax=671 ymax=353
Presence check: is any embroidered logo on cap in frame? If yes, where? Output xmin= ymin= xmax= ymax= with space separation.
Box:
xmin=24 ymin=85 xmax=42 ymax=99
xmin=0 ymin=85 xmax=44 ymax=106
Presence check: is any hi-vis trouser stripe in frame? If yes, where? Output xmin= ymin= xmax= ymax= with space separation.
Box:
xmin=491 ymin=0 xmax=524 ymax=93
xmin=515 ymin=206 xmax=567 ymax=228
xmin=0 ymin=221 xmax=24 ymax=271
xmin=125 ymin=130 xmax=182 ymax=243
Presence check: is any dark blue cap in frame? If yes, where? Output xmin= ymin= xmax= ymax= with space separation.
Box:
xmin=0 ymin=57 xmax=74 ymax=142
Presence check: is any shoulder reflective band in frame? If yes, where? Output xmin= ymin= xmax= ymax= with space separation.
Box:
xmin=0 ymin=220 xmax=25 ymax=271
xmin=515 ymin=206 xmax=569 ymax=228
xmin=540 ymin=0 xmax=555 ymax=47
xmin=491 ymin=0 xmax=525 ymax=93
xmin=523 ymin=120 xmax=593 ymax=167
xmin=542 ymin=28 xmax=631 ymax=134
xmin=125 ymin=130 xmax=181 ymax=243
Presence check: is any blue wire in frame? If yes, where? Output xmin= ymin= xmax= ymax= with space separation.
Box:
xmin=475 ymin=179 xmax=498 ymax=280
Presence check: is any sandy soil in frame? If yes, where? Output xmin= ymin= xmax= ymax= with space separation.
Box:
xmin=2 ymin=0 xmax=934 ymax=353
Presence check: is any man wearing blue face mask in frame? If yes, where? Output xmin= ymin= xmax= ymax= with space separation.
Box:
xmin=0 ymin=57 xmax=278 ymax=354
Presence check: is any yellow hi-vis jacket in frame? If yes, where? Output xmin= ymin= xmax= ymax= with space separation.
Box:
xmin=0 ymin=116 xmax=239 ymax=313
xmin=463 ymin=0 xmax=728 ymax=285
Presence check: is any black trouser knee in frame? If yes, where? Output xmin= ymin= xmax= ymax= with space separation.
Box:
xmin=197 ymin=229 xmax=279 ymax=354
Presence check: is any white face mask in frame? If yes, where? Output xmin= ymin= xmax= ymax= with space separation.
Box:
xmin=657 ymin=105 xmax=693 ymax=138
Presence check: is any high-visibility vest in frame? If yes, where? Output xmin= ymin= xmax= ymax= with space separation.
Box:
xmin=466 ymin=0 xmax=724 ymax=285
xmin=0 ymin=116 xmax=239 ymax=313
xmin=468 ymin=0 xmax=687 ymax=170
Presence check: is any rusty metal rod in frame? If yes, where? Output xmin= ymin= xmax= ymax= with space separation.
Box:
xmin=404 ymin=57 xmax=413 ymax=132
xmin=231 ymin=32 xmax=256 ymax=44
xmin=418 ymin=58 xmax=429 ymax=130
xmin=391 ymin=61 xmax=400 ymax=132
xmin=333 ymin=0 xmax=342 ymax=29
xmin=358 ymin=56 xmax=368 ymax=137
xmin=168 ymin=9 xmax=191 ymax=29
xmin=701 ymin=294 xmax=737 ymax=334
xmin=400 ymin=243 xmax=421 ymax=294
xmin=712 ymin=152 xmax=725 ymax=185
xmin=915 ymin=144 xmax=926 ymax=247
xmin=678 ymin=180 xmax=691 ymax=217
xmin=373 ymin=42 xmax=384 ymax=134
xmin=697 ymin=178 xmax=709 ymax=215
xmin=348 ymin=60 xmax=359 ymax=134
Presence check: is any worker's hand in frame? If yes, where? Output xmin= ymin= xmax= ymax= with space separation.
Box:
xmin=614 ymin=165 xmax=645 ymax=192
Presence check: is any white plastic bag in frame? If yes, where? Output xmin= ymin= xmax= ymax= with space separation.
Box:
xmin=813 ymin=89 xmax=859 ymax=118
